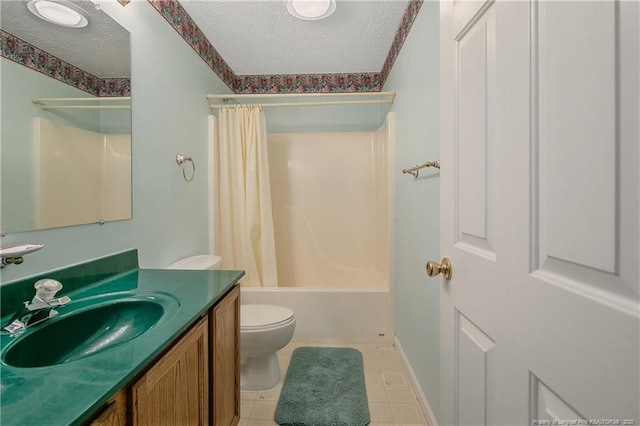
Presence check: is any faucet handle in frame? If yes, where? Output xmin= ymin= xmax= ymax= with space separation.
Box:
xmin=33 ymin=279 xmax=63 ymax=301
xmin=51 ymin=296 xmax=71 ymax=307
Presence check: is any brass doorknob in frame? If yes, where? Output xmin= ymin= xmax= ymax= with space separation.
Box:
xmin=426 ymin=257 xmax=452 ymax=280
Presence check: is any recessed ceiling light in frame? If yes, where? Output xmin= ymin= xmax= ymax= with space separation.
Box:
xmin=287 ymin=0 xmax=336 ymax=21
xmin=27 ymin=0 xmax=89 ymax=28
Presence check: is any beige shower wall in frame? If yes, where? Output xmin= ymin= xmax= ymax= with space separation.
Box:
xmin=35 ymin=118 xmax=131 ymax=229
xmin=374 ymin=118 xmax=391 ymax=283
xmin=267 ymin=124 xmax=390 ymax=288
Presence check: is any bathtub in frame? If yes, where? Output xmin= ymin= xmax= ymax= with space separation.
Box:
xmin=215 ymin=114 xmax=396 ymax=344
xmin=240 ymin=286 xmax=394 ymax=344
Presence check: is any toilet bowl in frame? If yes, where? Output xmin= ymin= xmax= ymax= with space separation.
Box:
xmin=165 ymin=255 xmax=295 ymax=391
xmin=241 ymin=304 xmax=296 ymax=391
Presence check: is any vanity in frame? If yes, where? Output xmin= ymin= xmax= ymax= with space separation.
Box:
xmin=0 ymin=250 xmax=244 ymax=426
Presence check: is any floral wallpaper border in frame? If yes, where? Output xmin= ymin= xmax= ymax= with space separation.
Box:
xmin=149 ymin=0 xmax=423 ymax=94
xmin=380 ymin=0 xmax=424 ymax=84
xmin=148 ymin=0 xmax=236 ymax=90
xmin=233 ymin=73 xmax=383 ymax=94
xmin=1 ymin=30 xmax=131 ymax=97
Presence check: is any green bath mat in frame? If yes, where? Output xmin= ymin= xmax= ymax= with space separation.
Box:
xmin=274 ymin=347 xmax=370 ymax=426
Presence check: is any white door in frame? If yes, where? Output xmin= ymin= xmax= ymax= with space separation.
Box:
xmin=438 ymin=1 xmax=639 ymax=425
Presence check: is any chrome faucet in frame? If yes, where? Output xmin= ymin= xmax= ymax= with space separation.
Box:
xmin=3 ymin=279 xmax=71 ymax=335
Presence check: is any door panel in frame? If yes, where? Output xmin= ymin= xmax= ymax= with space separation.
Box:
xmin=456 ymin=311 xmax=495 ymax=426
xmin=534 ymin=0 xmax=638 ymax=304
xmin=531 ymin=375 xmax=585 ymax=423
xmin=440 ymin=1 xmax=639 ymax=425
xmin=455 ymin=4 xmax=496 ymax=260
xmin=537 ymin=1 xmax=617 ymax=274
xmin=455 ymin=3 xmax=496 ymax=259
xmin=457 ymin=14 xmax=488 ymax=241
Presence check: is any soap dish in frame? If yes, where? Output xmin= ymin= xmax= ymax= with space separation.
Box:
xmin=0 ymin=243 xmax=44 ymax=258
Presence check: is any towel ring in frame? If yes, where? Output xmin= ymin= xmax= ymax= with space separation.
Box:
xmin=176 ymin=153 xmax=195 ymax=182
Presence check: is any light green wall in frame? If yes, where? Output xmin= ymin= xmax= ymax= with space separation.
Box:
xmin=209 ymin=94 xmax=385 ymax=133
xmin=383 ymin=2 xmax=441 ymax=420
xmin=263 ymin=101 xmax=386 ymax=133
xmin=100 ymin=105 xmax=131 ymax=135
xmin=0 ymin=59 xmax=103 ymax=132
xmin=0 ymin=0 xmax=231 ymax=283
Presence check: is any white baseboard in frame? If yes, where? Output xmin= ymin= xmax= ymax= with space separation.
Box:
xmin=394 ymin=336 xmax=439 ymax=426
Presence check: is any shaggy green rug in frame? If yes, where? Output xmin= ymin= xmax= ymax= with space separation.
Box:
xmin=274 ymin=347 xmax=370 ymax=426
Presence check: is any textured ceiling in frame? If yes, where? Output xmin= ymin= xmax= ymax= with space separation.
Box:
xmin=0 ymin=0 xmax=130 ymax=78
xmin=180 ymin=0 xmax=410 ymax=75
xmin=1 ymin=0 xmax=411 ymax=81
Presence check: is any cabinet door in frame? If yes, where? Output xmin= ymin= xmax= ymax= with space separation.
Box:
xmin=89 ymin=390 xmax=126 ymax=426
xmin=210 ymin=285 xmax=240 ymax=426
xmin=132 ymin=316 xmax=209 ymax=426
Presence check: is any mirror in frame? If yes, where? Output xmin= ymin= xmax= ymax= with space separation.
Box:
xmin=0 ymin=0 xmax=131 ymax=234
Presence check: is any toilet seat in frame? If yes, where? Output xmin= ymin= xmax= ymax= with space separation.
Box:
xmin=241 ymin=304 xmax=295 ymax=330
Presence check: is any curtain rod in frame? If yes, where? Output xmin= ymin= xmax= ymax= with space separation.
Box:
xmin=32 ymin=97 xmax=131 ymax=103
xmin=209 ymin=99 xmax=393 ymax=109
xmin=32 ymin=96 xmax=131 ymax=111
xmin=39 ymin=105 xmax=131 ymax=110
xmin=206 ymin=91 xmax=395 ymax=100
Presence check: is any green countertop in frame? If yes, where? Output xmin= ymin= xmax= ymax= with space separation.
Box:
xmin=0 ymin=256 xmax=244 ymax=425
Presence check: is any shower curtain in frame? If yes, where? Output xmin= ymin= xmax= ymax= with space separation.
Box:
xmin=215 ymin=104 xmax=278 ymax=287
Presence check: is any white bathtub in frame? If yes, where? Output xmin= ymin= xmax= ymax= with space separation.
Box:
xmin=238 ymin=116 xmax=395 ymax=344
xmin=240 ymin=286 xmax=394 ymax=344
xmin=214 ymin=115 xmax=396 ymax=344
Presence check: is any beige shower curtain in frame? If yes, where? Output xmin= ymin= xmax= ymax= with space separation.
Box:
xmin=214 ymin=104 xmax=278 ymax=287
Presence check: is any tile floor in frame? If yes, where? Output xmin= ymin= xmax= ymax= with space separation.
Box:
xmin=239 ymin=342 xmax=431 ymax=426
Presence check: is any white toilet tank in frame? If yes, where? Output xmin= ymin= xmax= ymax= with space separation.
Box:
xmin=166 ymin=255 xmax=222 ymax=270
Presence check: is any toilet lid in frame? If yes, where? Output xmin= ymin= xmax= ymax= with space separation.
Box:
xmin=241 ymin=304 xmax=294 ymax=328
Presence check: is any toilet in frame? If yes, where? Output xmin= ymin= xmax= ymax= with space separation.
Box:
xmin=166 ymin=254 xmax=222 ymax=270
xmin=166 ymin=255 xmax=296 ymax=391
xmin=240 ymin=304 xmax=295 ymax=391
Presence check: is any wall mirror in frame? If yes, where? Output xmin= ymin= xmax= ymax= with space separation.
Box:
xmin=0 ymin=0 xmax=131 ymax=234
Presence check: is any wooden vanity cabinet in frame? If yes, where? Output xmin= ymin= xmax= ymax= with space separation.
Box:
xmin=210 ymin=285 xmax=240 ymax=426
xmin=132 ymin=316 xmax=209 ymax=425
xmin=86 ymin=284 xmax=240 ymax=426
xmin=90 ymin=390 xmax=126 ymax=426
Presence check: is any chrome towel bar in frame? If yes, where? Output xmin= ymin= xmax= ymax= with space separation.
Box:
xmin=402 ymin=160 xmax=440 ymax=178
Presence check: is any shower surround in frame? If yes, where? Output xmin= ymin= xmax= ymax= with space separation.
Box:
xmin=268 ymin=127 xmax=390 ymax=289
xmin=241 ymin=114 xmax=395 ymax=343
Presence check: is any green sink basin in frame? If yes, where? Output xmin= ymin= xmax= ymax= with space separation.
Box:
xmin=3 ymin=300 xmax=164 ymax=368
